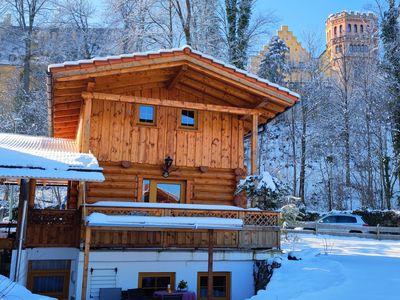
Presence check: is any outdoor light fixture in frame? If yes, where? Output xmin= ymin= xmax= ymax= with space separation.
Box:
xmin=162 ymin=156 xmax=173 ymax=178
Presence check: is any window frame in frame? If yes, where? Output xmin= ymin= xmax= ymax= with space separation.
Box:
xmin=142 ymin=179 xmax=186 ymax=204
xmin=179 ymin=109 xmax=198 ymax=130
xmin=197 ymin=272 xmax=231 ymax=300
xmin=136 ymin=104 xmax=157 ymax=126
xmin=138 ymin=272 xmax=176 ymax=298
xmin=27 ymin=260 xmax=71 ymax=300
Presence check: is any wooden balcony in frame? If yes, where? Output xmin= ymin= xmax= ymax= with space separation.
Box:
xmin=24 ymin=206 xmax=280 ymax=250
xmin=86 ymin=204 xmax=280 ymax=250
xmin=26 ymin=209 xmax=81 ymax=248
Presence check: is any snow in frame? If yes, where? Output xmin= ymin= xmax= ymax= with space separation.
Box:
xmin=258 ymin=172 xmax=277 ymax=191
xmin=248 ymin=234 xmax=400 ymax=300
xmin=0 ymin=275 xmax=56 ymax=300
xmin=0 ymin=133 xmax=104 ymax=182
xmin=86 ymin=212 xmax=243 ymax=230
xmin=48 ymin=46 xmax=300 ymax=99
xmin=85 ymin=201 xmax=262 ymax=211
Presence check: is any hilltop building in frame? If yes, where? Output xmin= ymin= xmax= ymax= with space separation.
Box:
xmin=251 ymin=11 xmax=378 ymax=82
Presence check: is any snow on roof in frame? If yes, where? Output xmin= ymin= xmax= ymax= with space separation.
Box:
xmin=86 ymin=212 xmax=243 ymax=230
xmin=48 ymin=45 xmax=300 ymax=99
xmin=0 ymin=133 xmax=104 ymax=182
xmin=0 ymin=275 xmax=56 ymax=300
xmin=85 ymin=201 xmax=261 ymax=211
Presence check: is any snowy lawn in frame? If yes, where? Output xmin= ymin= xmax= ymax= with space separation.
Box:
xmin=249 ymin=233 xmax=400 ymax=300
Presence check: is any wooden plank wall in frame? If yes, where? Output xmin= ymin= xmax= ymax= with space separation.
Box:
xmin=89 ymin=88 xmax=245 ymax=169
xmin=87 ymin=162 xmax=239 ymax=206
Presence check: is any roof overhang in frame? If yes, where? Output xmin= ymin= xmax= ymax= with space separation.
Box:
xmin=86 ymin=212 xmax=244 ymax=231
xmin=47 ymin=46 xmax=300 ymax=139
xmin=0 ymin=133 xmax=104 ymax=182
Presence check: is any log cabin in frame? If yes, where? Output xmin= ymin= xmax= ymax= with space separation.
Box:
xmin=7 ymin=46 xmax=299 ymax=300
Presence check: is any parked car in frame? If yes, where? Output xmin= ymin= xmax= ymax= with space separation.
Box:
xmin=297 ymin=213 xmax=369 ymax=234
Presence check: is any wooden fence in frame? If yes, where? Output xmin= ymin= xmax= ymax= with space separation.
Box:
xmin=286 ymin=222 xmax=400 ymax=240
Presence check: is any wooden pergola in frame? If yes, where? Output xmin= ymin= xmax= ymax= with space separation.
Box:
xmin=81 ymin=214 xmax=244 ymax=300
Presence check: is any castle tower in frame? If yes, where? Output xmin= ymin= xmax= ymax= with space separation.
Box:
xmin=325 ymin=11 xmax=378 ymax=68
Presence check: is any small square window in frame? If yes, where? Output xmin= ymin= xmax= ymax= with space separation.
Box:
xmin=180 ymin=109 xmax=197 ymax=128
xmin=138 ymin=105 xmax=155 ymax=125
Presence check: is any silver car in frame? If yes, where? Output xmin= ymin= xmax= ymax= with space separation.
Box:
xmin=316 ymin=213 xmax=369 ymax=233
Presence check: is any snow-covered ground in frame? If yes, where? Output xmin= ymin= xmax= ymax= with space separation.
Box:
xmin=249 ymin=234 xmax=400 ymax=300
xmin=0 ymin=275 xmax=56 ymax=300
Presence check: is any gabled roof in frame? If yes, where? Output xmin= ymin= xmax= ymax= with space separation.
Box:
xmin=48 ymin=46 xmax=300 ymax=139
xmin=0 ymin=133 xmax=104 ymax=181
xmin=48 ymin=46 xmax=299 ymax=98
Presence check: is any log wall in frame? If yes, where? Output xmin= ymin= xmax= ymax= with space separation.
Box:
xmin=87 ymin=162 xmax=241 ymax=206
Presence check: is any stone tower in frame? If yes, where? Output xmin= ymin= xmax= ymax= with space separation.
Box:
xmin=325 ymin=11 xmax=378 ymax=68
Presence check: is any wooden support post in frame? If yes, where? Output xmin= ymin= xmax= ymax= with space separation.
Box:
xmin=251 ymin=114 xmax=259 ymax=175
xmin=81 ymin=97 xmax=92 ymax=153
xmin=28 ymin=179 xmax=36 ymax=209
xmin=207 ymin=229 xmax=214 ymax=300
xmin=82 ymin=226 xmax=91 ymax=300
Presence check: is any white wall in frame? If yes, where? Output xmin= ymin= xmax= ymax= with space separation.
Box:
xmin=11 ymin=248 xmax=274 ymax=300
xmin=10 ymin=248 xmax=79 ymax=299
xmin=75 ymin=250 xmax=272 ymax=300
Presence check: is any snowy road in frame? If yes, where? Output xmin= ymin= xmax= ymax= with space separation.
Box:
xmin=248 ymin=234 xmax=400 ymax=300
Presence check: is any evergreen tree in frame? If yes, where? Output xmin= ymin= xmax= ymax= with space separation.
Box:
xmin=257 ymin=36 xmax=289 ymax=86
xmin=381 ymin=0 xmax=400 ymax=178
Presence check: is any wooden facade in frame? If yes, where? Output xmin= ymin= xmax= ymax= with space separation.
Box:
xmin=24 ymin=47 xmax=299 ymax=251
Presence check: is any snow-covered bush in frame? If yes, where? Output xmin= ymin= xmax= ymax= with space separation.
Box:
xmin=235 ymin=171 xmax=288 ymax=209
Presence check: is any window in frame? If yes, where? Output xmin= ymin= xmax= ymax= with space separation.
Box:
xmin=339 ymin=25 xmax=343 ymax=33
xmin=347 ymin=24 xmax=351 ymax=32
xmin=337 ymin=216 xmax=357 ymax=223
xmin=180 ymin=109 xmax=198 ymax=129
xmin=137 ymin=105 xmax=156 ymax=125
xmin=139 ymin=272 xmax=175 ymax=300
xmin=320 ymin=216 xmax=337 ymax=223
xmin=354 ymin=24 xmax=358 ymax=33
xmin=142 ymin=179 xmax=185 ymax=203
xmin=360 ymin=25 xmax=364 ymax=33
xmin=27 ymin=260 xmax=70 ymax=299
xmin=334 ymin=26 xmax=337 ymax=35
xmin=197 ymin=272 xmax=231 ymax=300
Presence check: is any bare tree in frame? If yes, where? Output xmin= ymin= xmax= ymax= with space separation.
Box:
xmin=5 ymin=0 xmax=51 ymax=92
xmin=54 ymin=0 xmax=101 ymax=59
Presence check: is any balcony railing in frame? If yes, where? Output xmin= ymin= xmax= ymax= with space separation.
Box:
xmin=25 ymin=205 xmax=281 ymax=250
xmin=26 ymin=209 xmax=80 ymax=248
xmin=86 ymin=204 xmax=280 ymax=250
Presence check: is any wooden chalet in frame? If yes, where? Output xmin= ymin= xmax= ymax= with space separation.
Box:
xmin=8 ymin=46 xmax=299 ymax=300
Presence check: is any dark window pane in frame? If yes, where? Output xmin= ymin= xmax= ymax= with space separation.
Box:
xmin=157 ymin=276 xmax=171 ymax=287
xmin=214 ymin=276 xmax=226 ymax=286
xmin=337 ymin=216 xmax=357 ymax=223
xmin=139 ymin=105 xmax=154 ymax=123
xmin=181 ymin=110 xmax=196 ymax=127
xmin=31 ymin=260 xmax=69 ymax=271
xmin=156 ymin=183 xmax=181 ymax=203
xmin=142 ymin=277 xmax=156 ymax=288
xmin=32 ymin=276 xmax=64 ymax=293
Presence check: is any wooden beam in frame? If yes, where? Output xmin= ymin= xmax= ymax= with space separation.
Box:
xmin=80 ymin=97 xmax=92 ymax=153
xmin=251 ymin=114 xmax=259 ymax=175
xmin=168 ymin=65 xmax=187 ymax=90
xmin=28 ymin=179 xmax=36 ymax=209
xmin=82 ymin=226 xmax=91 ymax=300
xmin=82 ymin=92 xmax=259 ymax=116
xmin=207 ymin=229 xmax=214 ymax=300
